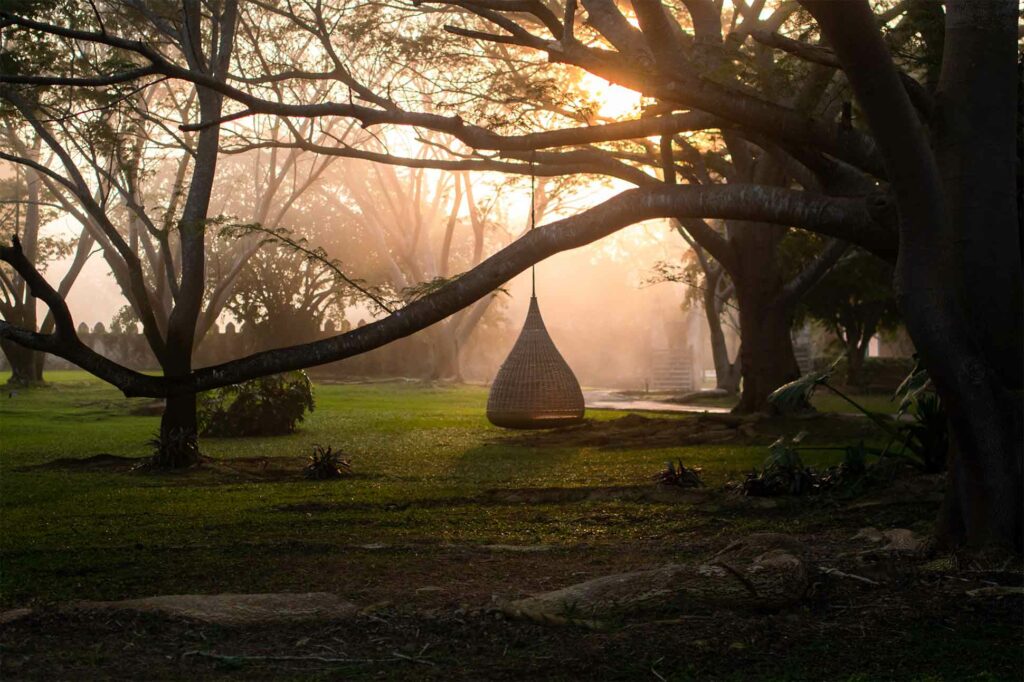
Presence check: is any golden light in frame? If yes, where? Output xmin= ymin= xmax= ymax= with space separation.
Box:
xmin=577 ymin=72 xmax=643 ymax=120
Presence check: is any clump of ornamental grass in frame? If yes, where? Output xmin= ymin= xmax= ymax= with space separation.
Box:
xmin=654 ymin=459 xmax=704 ymax=488
xmin=303 ymin=444 xmax=352 ymax=480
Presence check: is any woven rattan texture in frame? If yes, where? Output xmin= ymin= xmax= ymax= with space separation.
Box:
xmin=486 ymin=297 xmax=585 ymax=429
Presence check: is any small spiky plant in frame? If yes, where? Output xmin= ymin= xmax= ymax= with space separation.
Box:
xmin=654 ymin=460 xmax=704 ymax=488
xmin=146 ymin=427 xmax=202 ymax=469
xmin=303 ymin=444 xmax=352 ymax=480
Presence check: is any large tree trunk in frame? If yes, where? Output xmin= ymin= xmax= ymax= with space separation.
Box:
xmin=929 ymin=1 xmax=1023 ymax=550
xmin=808 ymin=0 xmax=1022 ymax=550
xmin=733 ymin=292 xmax=800 ymax=414
xmin=1 ymin=338 xmax=44 ymax=386
xmin=154 ymin=390 xmax=200 ymax=468
xmin=146 ymin=6 xmax=236 ymax=469
xmin=730 ymin=223 xmax=801 ymax=414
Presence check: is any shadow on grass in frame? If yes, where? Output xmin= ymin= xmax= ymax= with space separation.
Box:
xmin=451 ymin=441 xmax=579 ymax=488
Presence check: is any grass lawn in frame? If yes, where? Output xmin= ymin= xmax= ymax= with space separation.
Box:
xmin=0 ymin=371 xmax=1020 ymax=680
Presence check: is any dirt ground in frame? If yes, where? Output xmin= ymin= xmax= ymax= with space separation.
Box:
xmin=2 ymin=482 xmax=1021 ymax=681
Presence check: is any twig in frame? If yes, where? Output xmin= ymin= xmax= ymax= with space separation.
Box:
xmin=182 ymin=650 xmax=403 ymax=665
xmin=713 ymin=561 xmax=760 ymax=598
xmin=391 ymin=651 xmax=438 ymax=666
xmin=819 ymin=566 xmax=881 ymax=586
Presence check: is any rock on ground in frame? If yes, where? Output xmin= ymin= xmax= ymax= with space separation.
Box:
xmin=71 ymin=593 xmax=358 ymax=626
xmin=504 ymin=534 xmax=809 ymax=625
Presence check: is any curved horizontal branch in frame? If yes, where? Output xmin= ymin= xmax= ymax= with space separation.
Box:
xmin=0 ymin=65 xmax=160 ymax=87
xmin=0 ymin=12 xmax=713 ymax=154
xmin=178 ymin=184 xmax=887 ymax=395
xmin=0 ymin=237 xmax=164 ymax=394
xmin=1 ymin=183 xmax=890 ymax=399
xmin=223 ymin=138 xmax=658 ymax=185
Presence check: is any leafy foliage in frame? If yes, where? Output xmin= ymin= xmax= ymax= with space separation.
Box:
xmin=887 ymin=359 xmax=948 ymax=473
xmin=742 ymin=433 xmax=816 ymax=496
xmin=107 ymin=305 xmax=140 ymax=334
xmin=767 ymin=361 xmax=839 ymax=414
xmin=741 ymin=435 xmax=890 ymax=497
xmin=303 ymin=444 xmax=353 ymax=480
xmin=198 ymin=372 xmax=315 ymax=438
xmin=220 ymin=222 xmax=392 ymax=315
xmin=769 ymin=357 xmax=948 ymax=473
xmin=783 ymin=237 xmax=901 ymax=385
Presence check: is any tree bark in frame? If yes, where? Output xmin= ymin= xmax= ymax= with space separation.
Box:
xmin=844 ymin=342 xmax=866 ymax=389
xmin=729 ymin=218 xmax=801 ymax=414
xmin=153 ymin=390 xmax=200 ymax=468
xmin=733 ymin=295 xmax=800 ymax=414
xmin=805 ymin=0 xmax=1023 ymax=550
xmin=702 ymin=267 xmax=740 ymax=394
xmin=1 ymin=338 xmax=43 ymax=386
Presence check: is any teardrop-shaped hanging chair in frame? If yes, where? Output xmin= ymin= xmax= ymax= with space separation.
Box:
xmin=486 ymin=158 xmax=584 ymax=429
xmin=487 ymin=295 xmax=585 ymax=429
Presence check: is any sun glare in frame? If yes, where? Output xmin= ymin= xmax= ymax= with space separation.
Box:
xmin=577 ymin=72 xmax=642 ymax=120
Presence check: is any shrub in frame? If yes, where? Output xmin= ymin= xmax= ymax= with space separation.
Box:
xmin=198 ymin=371 xmax=314 ymax=437
xmin=769 ymin=357 xmax=948 ymax=473
xmin=740 ymin=437 xmax=898 ymax=498
xmin=742 ymin=434 xmax=816 ymax=496
xmin=146 ymin=427 xmax=201 ymax=469
xmin=303 ymin=444 xmax=352 ymax=480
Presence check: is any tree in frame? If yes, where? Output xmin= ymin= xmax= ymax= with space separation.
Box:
xmin=0 ymin=3 xmax=346 ymax=464
xmin=223 ymin=232 xmax=348 ymax=352
xmin=786 ymin=239 xmax=900 ymax=387
xmin=0 ymin=1 xmax=241 ymax=466
xmin=0 ymin=2 xmax=1019 ymax=549
xmin=0 ymin=131 xmax=93 ymax=385
xmin=648 ymin=227 xmax=741 ymax=395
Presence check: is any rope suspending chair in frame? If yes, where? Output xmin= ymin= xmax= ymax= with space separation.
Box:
xmin=486 ymin=163 xmax=585 ymax=429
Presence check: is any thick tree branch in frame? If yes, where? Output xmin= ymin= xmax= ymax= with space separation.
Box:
xmin=779 ymin=237 xmax=849 ymax=308
xmin=1 ymin=182 xmax=887 ymax=396
xmin=0 ymin=236 xmax=163 ymax=392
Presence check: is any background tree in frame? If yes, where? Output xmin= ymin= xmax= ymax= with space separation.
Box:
xmin=0 ymin=2 xmax=1019 ymax=549
xmin=0 ymin=132 xmax=93 ymax=384
xmin=785 ymin=238 xmax=901 ymax=388
xmin=223 ymin=234 xmax=348 ymax=352
xmin=648 ymin=226 xmax=741 ymax=396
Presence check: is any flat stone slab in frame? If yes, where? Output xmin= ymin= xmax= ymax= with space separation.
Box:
xmin=0 ymin=608 xmax=32 ymax=625
xmin=483 ymin=544 xmax=554 ymax=553
xmin=503 ymin=534 xmax=810 ymax=626
xmin=72 ymin=593 xmax=358 ymax=626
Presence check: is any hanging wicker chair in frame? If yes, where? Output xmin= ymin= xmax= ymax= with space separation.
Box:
xmin=487 ymin=296 xmax=585 ymax=429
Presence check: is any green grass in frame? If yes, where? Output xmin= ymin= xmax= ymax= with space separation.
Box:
xmin=1 ymin=372 xmax=1019 ymax=681
xmin=0 ymin=372 xmax=764 ymax=603
xmin=0 ymin=370 xmax=877 ymax=608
